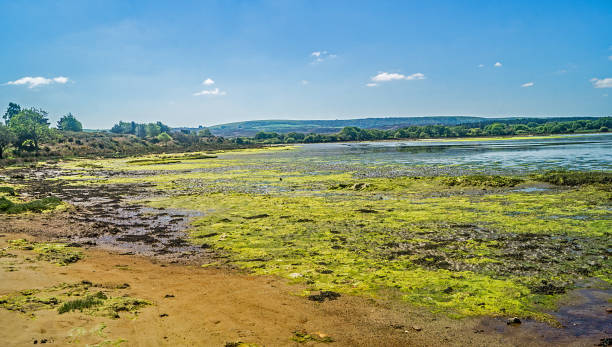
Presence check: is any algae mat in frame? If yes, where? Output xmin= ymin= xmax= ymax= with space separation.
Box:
xmin=54 ymin=143 xmax=611 ymax=323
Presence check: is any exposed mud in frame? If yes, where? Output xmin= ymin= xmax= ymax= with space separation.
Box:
xmin=2 ymin=166 xmax=208 ymax=263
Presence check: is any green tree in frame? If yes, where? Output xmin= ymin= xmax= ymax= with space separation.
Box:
xmin=0 ymin=124 xmax=15 ymax=159
xmin=157 ymin=132 xmax=172 ymax=143
xmin=57 ymin=113 xmax=83 ymax=132
xmin=8 ymin=108 xmax=51 ymax=150
xmin=198 ymin=128 xmax=212 ymax=137
xmin=145 ymin=123 xmax=161 ymax=138
xmin=3 ymin=102 xmax=21 ymax=125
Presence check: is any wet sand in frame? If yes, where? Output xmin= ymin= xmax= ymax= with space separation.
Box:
xmin=0 ymin=230 xmax=607 ymax=347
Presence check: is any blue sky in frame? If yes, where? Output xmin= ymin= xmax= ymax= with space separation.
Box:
xmin=1 ymin=0 xmax=611 ymax=129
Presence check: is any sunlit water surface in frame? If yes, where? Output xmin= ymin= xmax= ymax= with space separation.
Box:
xmin=243 ymin=133 xmax=612 ymax=173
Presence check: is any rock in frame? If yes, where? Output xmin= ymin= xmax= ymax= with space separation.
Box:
xmin=307 ymin=290 xmax=341 ymax=302
xmin=597 ymin=338 xmax=612 ymax=347
xmin=412 ymin=325 xmax=422 ymax=332
xmin=506 ymin=317 xmax=521 ymax=325
xmin=164 ymin=294 xmax=175 ymax=298
xmin=160 ymin=313 xmax=168 ymax=317
xmin=288 ymin=272 xmax=302 ymax=279
xmin=606 ymin=307 xmax=612 ymax=313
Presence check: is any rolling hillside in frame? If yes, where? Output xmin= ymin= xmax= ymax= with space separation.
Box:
xmin=204 ymin=116 xmax=486 ymax=137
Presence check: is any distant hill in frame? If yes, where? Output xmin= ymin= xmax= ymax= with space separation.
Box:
xmin=202 ymin=116 xmax=487 ymax=137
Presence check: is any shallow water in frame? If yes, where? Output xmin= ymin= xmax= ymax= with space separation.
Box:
xmin=244 ymin=133 xmax=612 ymax=173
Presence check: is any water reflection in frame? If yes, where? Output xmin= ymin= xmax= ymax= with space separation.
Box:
xmin=261 ymin=133 xmax=612 ymax=172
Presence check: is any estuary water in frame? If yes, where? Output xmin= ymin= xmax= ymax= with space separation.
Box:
xmin=248 ymin=133 xmax=612 ymax=173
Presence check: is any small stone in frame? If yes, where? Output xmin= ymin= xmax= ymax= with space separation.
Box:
xmin=412 ymin=325 xmax=422 ymax=332
xmin=160 ymin=313 xmax=168 ymax=317
xmin=288 ymin=272 xmax=302 ymax=278
xmin=606 ymin=307 xmax=612 ymax=313
xmin=506 ymin=317 xmax=521 ymax=325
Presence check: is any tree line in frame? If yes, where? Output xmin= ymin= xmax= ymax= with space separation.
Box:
xmin=0 ymin=103 xmax=83 ymax=159
xmin=0 ymin=103 xmax=234 ymax=162
xmin=240 ymin=117 xmax=611 ymax=144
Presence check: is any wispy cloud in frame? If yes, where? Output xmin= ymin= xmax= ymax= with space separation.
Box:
xmin=202 ymin=78 xmax=215 ymax=85
xmin=478 ymin=64 xmax=485 ymax=68
xmin=494 ymin=62 xmax=502 ymax=67
xmin=371 ymin=72 xmax=425 ymax=82
xmin=310 ymin=51 xmax=336 ymax=64
xmin=301 ymin=80 xmax=309 ymax=85
xmin=521 ymin=82 xmax=534 ymax=88
xmin=608 ymin=55 xmax=612 ymax=61
xmin=366 ymin=83 xmax=378 ymax=87
xmin=5 ymin=76 xmax=69 ymax=88
xmin=590 ymin=78 xmax=612 ymax=88
xmin=193 ymin=88 xmax=226 ymax=96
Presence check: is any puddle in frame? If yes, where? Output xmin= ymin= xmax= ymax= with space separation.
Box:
xmin=478 ymin=286 xmax=612 ymax=345
xmin=513 ymin=187 xmax=551 ymax=193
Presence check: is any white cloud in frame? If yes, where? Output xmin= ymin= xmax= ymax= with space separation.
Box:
xmin=521 ymin=82 xmax=534 ymax=88
xmin=494 ymin=62 xmax=502 ymax=67
xmin=478 ymin=64 xmax=485 ymax=68
xmin=310 ymin=51 xmax=335 ymax=64
xmin=590 ymin=77 xmax=612 ymax=88
xmin=371 ymin=72 xmax=425 ymax=82
xmin=193 ymin=88 xmax=226 ymax=96
xmin=608 ymin=55 xmax=612 ymax=61
xmin=202 ymin=78 xmax=215 ymax=85
xmin=6 ymin=76 xmax=69 ymax=88
xmin=53 ymin=76 xmax=69 ymax=84
xmin=366 ymin=83 xmax=378 ymax=87
xmin=301 ymin=80 xmax=309 ymax=85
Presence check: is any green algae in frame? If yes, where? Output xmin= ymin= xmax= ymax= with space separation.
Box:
xmin=291 ymin=330 xmax=334 ymax=343
xmin=0 ymin=196 xmax=63 ymax=214
xmin=0 ymin=281 xmax=150 ymax=318
xmin=7 ymin=239 xmax=82 ymax=265
xmin=440 ymin=175 xmax=524 ymax=187
xmin=56 ymin=148 xmax=612 ymax=322
xmin=533 ymin=170 xmax=612 ymax=186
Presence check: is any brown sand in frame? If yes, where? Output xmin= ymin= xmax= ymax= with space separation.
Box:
xmin=0 ymin=227 xmax=602 ymax=346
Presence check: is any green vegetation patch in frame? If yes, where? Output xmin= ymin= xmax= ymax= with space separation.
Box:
xmin=8 ymin=239 xmax=82 ymax=265
xmin=147 ymin=174 xmax=610 ymax=321
xmin=61 ymin=148 xmax=612 ymax=322
xmin=291 ymin=330 xmax=334 ymax=343
xmin=0 ymin=196 xmax=63 ymax=214
xmin=0 ymin=281 xmax=150 ymax=318
xmin=126 ymin=158 xmax=182 ymax=165
xmin=534 ymin=170 xmax=612 ymax=186
xmin=0 ymin=186 xmax=16 ymax=196
xmin=440 ymin=175 xmax=524 ymax=187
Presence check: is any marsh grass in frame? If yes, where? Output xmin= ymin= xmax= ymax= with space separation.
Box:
xmin=57 ymin=291 xmax=106 ymax=314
